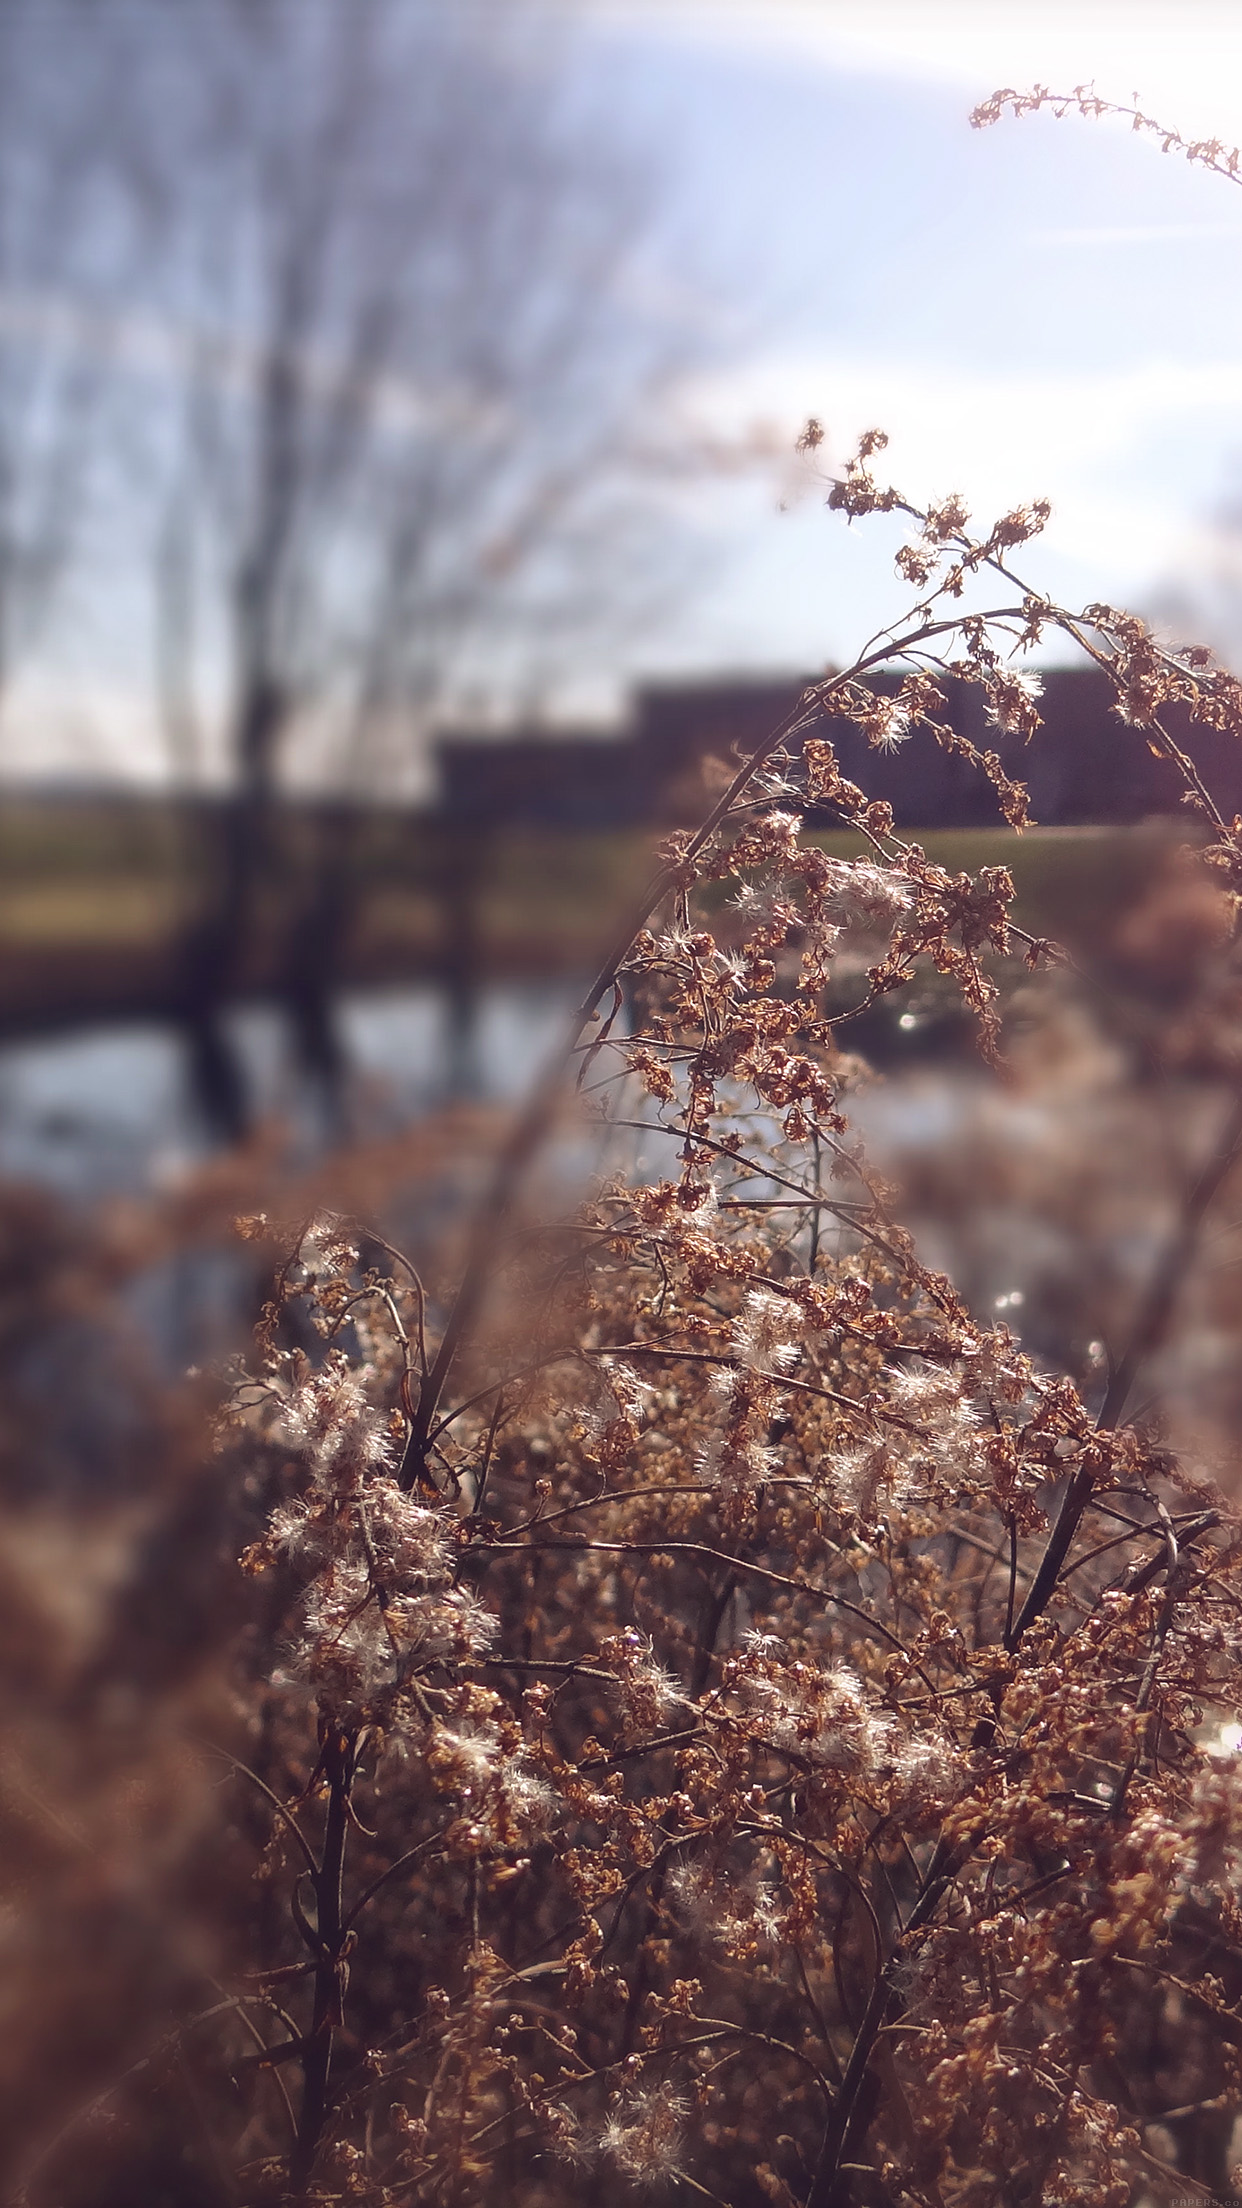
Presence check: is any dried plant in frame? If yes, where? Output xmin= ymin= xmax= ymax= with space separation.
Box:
xmin=25 ymin=86 xmax=1242 ymax=2208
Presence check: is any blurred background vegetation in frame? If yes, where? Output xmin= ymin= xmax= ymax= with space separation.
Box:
xmin=7 ymin=7 xmax=1242 ymax=2191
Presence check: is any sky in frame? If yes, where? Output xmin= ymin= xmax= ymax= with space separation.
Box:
xmin=564 ymin=0 xmax=1242 ymax=689
xmin=10 ymin=0 xmax=1242 ymax=776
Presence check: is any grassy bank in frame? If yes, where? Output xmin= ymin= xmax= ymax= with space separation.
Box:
xmin=0 ymin=799 xmax=1179 ymax=1037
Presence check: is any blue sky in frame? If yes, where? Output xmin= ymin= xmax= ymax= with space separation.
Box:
xmin=13 ymin=0 xmax=1242 ymax=777
xmin=566 ymin=1 xmax=1242 ymax=688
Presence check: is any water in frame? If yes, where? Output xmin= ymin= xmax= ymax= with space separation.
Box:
xmin=3 ymin=987 xmax=1236 ymax=1483
xmin=0 ymin=980 xmax=580 ymax=1200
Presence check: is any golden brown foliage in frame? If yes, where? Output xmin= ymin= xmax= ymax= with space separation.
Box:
xmin=26 ymin=85 xmax=1242 ymax=2208
xmin=146 ymin=445 xmax=1242 ymax=2208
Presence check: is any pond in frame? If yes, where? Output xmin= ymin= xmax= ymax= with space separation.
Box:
xmin=2 ymin=980 xmax=1234 ymax=1481
xmin=0 ymin=980 xmax=580 ymax=1200
xmin=0 ymin=978 xmax=1185 ymax=1350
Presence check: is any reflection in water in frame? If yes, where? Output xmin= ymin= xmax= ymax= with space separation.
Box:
xmin=0 ymin=983 xmax=592 ymax=1428
xmin=3 ymin=983 xmax=1242 ymax=1490
xmin=7 ymin=984 xmax=1241 ymax=1478
xmin=0 ymin=982 xmax=579 ymax=1199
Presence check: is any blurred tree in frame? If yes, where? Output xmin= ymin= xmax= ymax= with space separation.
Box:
xmin=127 ymin=0 xmax=712 ymax=1138
xmin=0 ymin=1 xmax=135 ymax=739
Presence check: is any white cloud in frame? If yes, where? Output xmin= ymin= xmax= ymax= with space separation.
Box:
xmin=551 ymin=2 xmax=1242 ymax=678
xmin=1031 ymin=222 xmax=1242 ymax=246
xmin=687 ymin=347 xmax=1242 ymax=577
xmin=580 ymin=2 xmax=1242 ymax=137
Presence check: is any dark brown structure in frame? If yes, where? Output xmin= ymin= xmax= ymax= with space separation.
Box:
xmin=436 ymin=665 xmax=1242 ymax=831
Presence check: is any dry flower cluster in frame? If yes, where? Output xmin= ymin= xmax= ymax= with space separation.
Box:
xmin=20 ymin=84 xmax=1242 ymax=2208
xmin=183 ymin=406 xmax=1242 ymax=2201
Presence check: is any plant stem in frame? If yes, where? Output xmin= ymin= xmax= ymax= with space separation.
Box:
xmin=291 ymin=1724 xmax=355 ymax=2194
xmin=1007 ymin=1076 xmax=1242 ymax=1652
